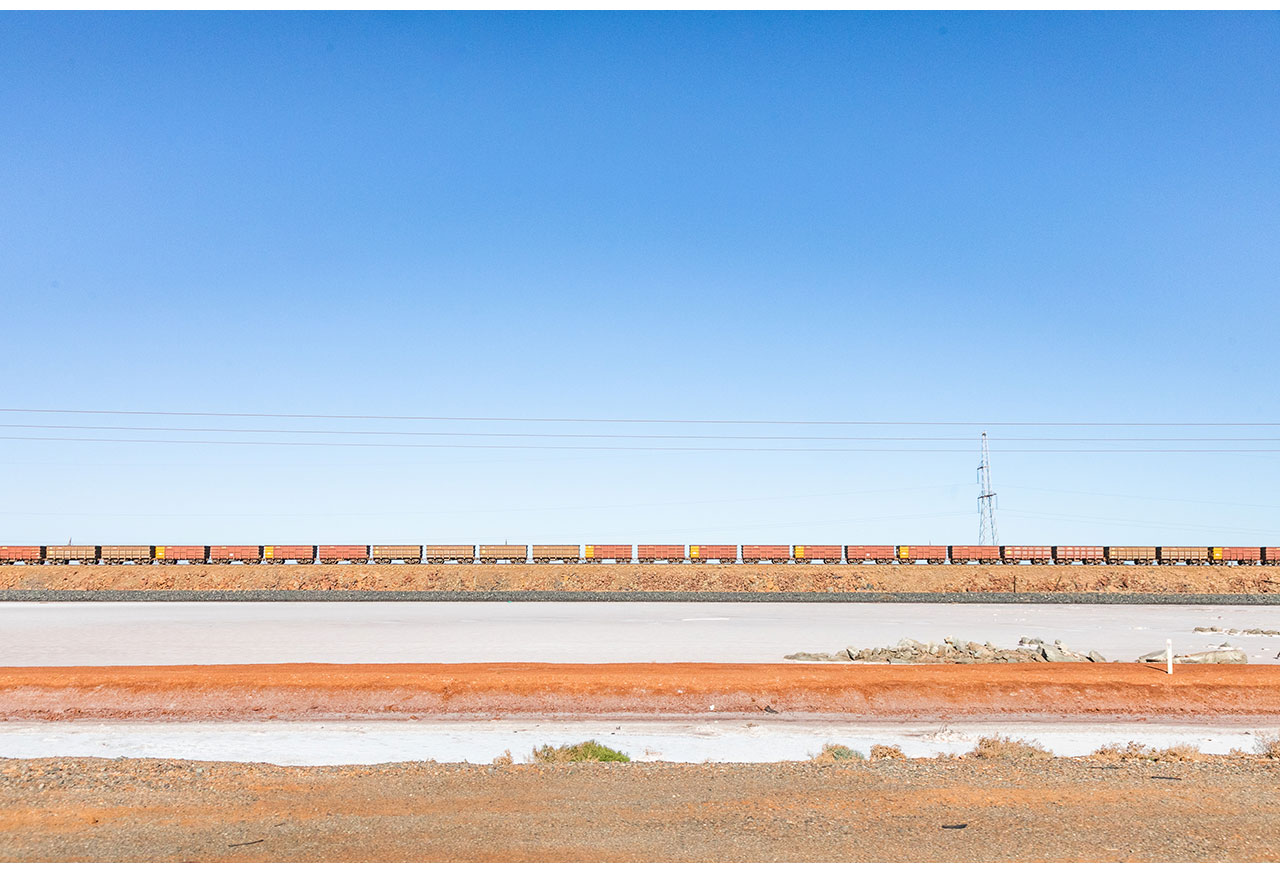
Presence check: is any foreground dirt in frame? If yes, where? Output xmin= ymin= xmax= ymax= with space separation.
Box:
xmin=1 ymin=563 xmax=1276 ymax=594
xmin=1 ymin=756 xmax=1277 ymax=861
xmin=4 ymin=662 xmax=1279 ymax=721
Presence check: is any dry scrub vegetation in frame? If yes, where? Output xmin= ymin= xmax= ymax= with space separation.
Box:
xmin=810 ymin=743 xmax=864 ymax=762
xmin=529 ymin=741 xmax=631 ymax=763
xmin=968 ymin=735 xmax=1054 ymax=761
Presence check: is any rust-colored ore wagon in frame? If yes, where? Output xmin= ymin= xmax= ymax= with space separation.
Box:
xmin=1001 ymin=545 xmax=1053 ymax=565
xmin=1264 ymin=548 xmax=1280 ymax=566
xmin=1054 ymin=546 xmax=1106 ymax=565
xmin=948 ymin=545 xmax=1001 ymax=564
xmin=1158 ymin=546 xmax=1209 ymax=566
xmin=532 ymin=545 xmax=580 ymax=564
xmin=99 ymin=545 xmax=152 ymax=565
xmin=317 ymin=545 xmax=370 ymax=564
xmin=96 ymin=542 xmax=151 ymax=563
xmin=1108 ymin=546 xmax=1157 ymax=565
xmin=371 ymin=544 xmax=422 ymax=564
xmin=478 ymin=545 xmax=527 ymax=564
xmin=846 ymin=545 xmax=895 ymax=564
xmin=793 ymin=545 xmax=841 ymax=564
xmin=741 ymin=545 xmax=789 ymax=564
xmin=262 ymin=545 xmax=316 ymax=564
xmin=209 ymin=545 xmax=262 ymax=564
xmin=637 ymin=544 xmax=685 ymax=564
xmin=583 ymin=544 xmax=632 ymax=563
xmin=45 ymin=545 xmax=98 ymax=564
xmin=896 ymin=545 xmax=946 ymax=564
xmin=154 ymin=546 xmax=207 ymax=564
xmin=0 ymin=546 xmax=44 ymax=564
xmin=689 ymin=544 xmax=736 ymax=563
xmin=1213 ymin=547 xmax=1262 ymax=565
xmin=425 ymin=544 xmax=475 ymax=564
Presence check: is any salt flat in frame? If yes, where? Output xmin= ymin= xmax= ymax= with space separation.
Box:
xmin=2 ymin=601 xmax=1279 ymax=665
xmin=0 ymin=718 xmax=1275 ymax=765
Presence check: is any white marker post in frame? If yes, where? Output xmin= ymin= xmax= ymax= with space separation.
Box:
xmin=1166 ymin=639 xmax=1173 ymax=675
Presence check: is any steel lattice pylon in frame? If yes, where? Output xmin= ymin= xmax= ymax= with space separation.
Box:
xmin=977 ymin=431 xmax=999 ymax=546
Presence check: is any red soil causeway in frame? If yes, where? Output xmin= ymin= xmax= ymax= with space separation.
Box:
xmin=3 ymin=662 xmax=1279 ymax=722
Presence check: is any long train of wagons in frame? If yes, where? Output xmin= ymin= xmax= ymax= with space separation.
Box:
xmin=0 ymin=544 xmax=1276 ymax=565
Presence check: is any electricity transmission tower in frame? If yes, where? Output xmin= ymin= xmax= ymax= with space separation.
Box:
xmin=977 ymin=432 xmax=999 ymax=546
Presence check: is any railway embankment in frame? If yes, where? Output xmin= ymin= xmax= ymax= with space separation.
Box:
xmin=0 ymin=563 xmax=1276 ymax=598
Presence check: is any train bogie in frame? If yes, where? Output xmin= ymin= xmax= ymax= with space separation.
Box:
xmin=317 ymin=545 xmax=370 ymax=564
xmin=897 ymin=545 xmax=946 ymax=564
xmin=583 ymin=544 xmax=632 ymax=563
xmin=637 ymin=544 xmax=685 ymax=564
xmin=846 ymin=545 xmax=895 ymax=564
xmin=0 ymin=546 xmax=44 ymax=564
xmin=949 ymin=545 xmax=1000 ymax=564
xmin=793 ymin=545 xmax=840 ymax=564
xmin=532 ymin=545 xmax=580 ymax=563
xmin=371 ymin=544 xmax=422 ymax=564
xmin=477 ymin=545 xmax=527 ymax=564
xmin=1001 ymin=545 xmax=1052 ymax=565
xmin=689 ymin=544 xmax=736 ymax=563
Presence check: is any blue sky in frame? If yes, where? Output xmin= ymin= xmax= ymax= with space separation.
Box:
xmin=1 ymin=12 xmax=1278 ymax=546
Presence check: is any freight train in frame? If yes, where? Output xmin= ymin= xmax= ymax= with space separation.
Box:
xmin=0 ymin=544 xmax=1276 ymax=565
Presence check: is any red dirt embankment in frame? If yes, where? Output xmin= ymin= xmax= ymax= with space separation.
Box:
xmin=4 ymin=662 xmax=1279 ymax=722
xmin=1 ymin=563 xmax=1276 ymax=594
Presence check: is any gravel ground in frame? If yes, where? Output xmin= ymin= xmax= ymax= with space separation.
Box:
xmin=1 ymin=563 xmax=1278 ymax=602
xmin=2 ymin=756 xmax=1278 ymax=861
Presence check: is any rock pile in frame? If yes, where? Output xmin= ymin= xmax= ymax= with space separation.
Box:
xmin=1194 ymin=626 xmax=1280 ymax=636
xmin=784 ymin=637 xmax=1108 ymax=664
xmin=1137 ymin=645 xmax=1248 ymax=665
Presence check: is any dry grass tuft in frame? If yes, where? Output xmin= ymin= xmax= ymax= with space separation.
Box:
xmin=968 ymin=735 xmax=1052 ymax=761
xmin=491 ymin=749 xmax=514 ymax=766
xmin=869 ymin=744 xmax=907 ymax=761
xmin=1091 ymin=742 xmax=1207 ymax=763
xmin=1254 ymin=735 xmax=1280 ymax=759
xmin=529 ymin=740 xmax=631 ymax=764
xmin=810 ymin=743 xmax=864 ymax=763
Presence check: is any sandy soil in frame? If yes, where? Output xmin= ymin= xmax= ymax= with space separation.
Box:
xmin=1 ymin=562 xmax=1276 ymax=594
xmin=4 ymin=662 xmax=1279 ymax=721
xmin=2 ymin=755 xmax=1278 ymax=861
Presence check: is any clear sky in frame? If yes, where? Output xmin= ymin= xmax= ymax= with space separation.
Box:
xmin=1 ymin=12 xmax=1278 ymax=546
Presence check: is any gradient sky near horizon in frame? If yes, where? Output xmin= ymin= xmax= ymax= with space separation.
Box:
xmin=1 ymin=12 xmax=1278 ymax=545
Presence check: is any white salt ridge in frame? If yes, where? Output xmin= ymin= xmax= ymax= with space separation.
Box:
xmin=1 ymin=719 xmax=1276 ymax=766
xmin=3 ymin=601 xmax=1280 ymax=665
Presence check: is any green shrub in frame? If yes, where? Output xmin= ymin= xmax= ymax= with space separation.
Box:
xmin=530 ymin=740 xmax=632 ymax=763
xmin=811 ymin=743 xmax=864 ymax=762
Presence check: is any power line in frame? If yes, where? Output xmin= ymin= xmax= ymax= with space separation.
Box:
xmin=3 ymin=423 xmax=1280 ymax=442
xmin=3 ymin=435 xmax=1280 ymax=453
xmin=3 ymin=407 xmax=1280 ymax=427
